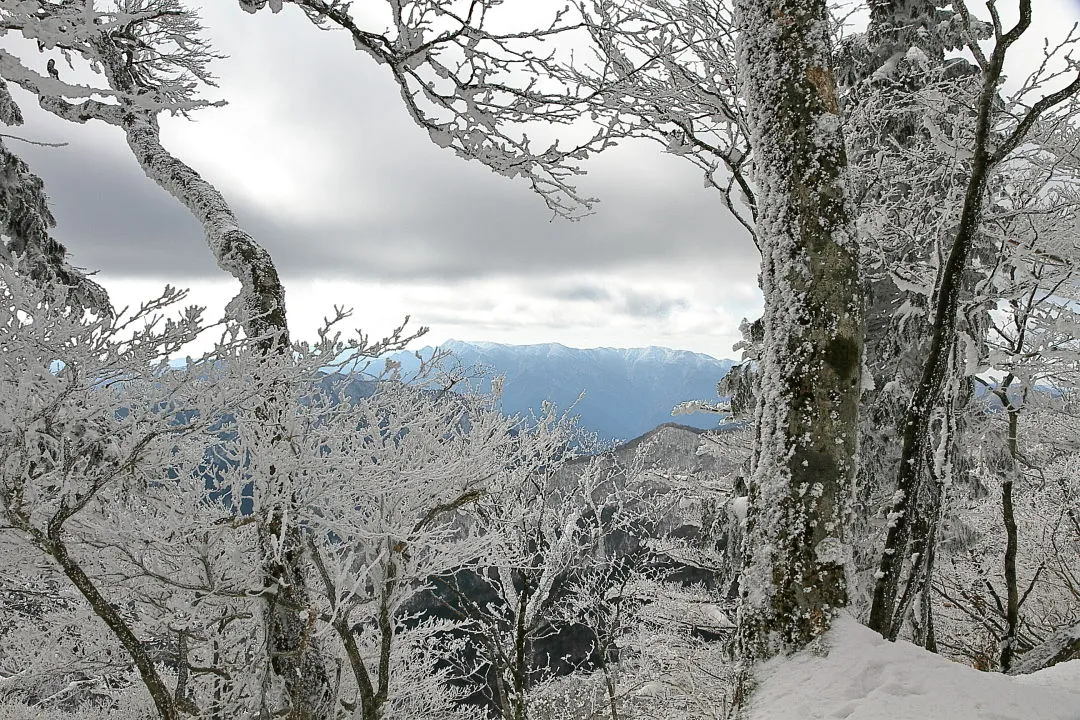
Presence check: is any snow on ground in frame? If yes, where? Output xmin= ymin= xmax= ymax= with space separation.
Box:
xmin=1017 ymin=660 xmax=1080 ymax=694
xmin=749 ymin=616 xmax=1080 ymax=720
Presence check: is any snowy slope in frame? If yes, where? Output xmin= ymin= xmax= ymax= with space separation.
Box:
xmin=749 ymin=616 xmax=1080 ymax=720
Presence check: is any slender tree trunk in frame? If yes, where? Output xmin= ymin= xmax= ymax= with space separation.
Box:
xmin=85 ymin=42 xmax=333 ymax=717
xmin=125 ymin=114 xmax=330 ymax=718
xmin=512 ymin=578 xmax=531 ymax=720
xmin=377 ymin=554 xmax=396 ymax=708
xmin=733 ymin=0 xmax=862 ymax=661
xmin=310 ymin=539 xmax=380 ymax=718
xmin=868 ymin=29 xmax=1002 ymax=639
xmin=122 ymin=118 xmax=287 ymax=348
xmin=921 ymin=540 xmax=938 ymax=652
xmin=337 ymin=618 xmax=379 ymax=720
xmin=848 ymin=0 xmax=951 ymax=613
xmin=999 ymin=385 xmax=1021 ymax=671
xmin=257 ymin=508 xmax=330 ymax=719
xmin=46 ymin=528 xmax=180 ymax=720
xmin=866 ymin=0 xmax=1080 ymax=642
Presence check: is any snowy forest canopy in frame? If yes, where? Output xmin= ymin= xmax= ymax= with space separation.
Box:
xmin=0 ymin=1 xmax=1079 ymax=719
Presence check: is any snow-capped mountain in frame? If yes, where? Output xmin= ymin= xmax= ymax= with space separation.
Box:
xmin=379 ymin=340 xmax=736 ymax=442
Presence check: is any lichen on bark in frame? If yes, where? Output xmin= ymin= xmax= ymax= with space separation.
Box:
xmin=734 ymin=0 xmax=863 ymax=662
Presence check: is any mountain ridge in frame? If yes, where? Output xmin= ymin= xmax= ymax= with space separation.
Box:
xmin=380 ymin=339 xmax=736 ymax=441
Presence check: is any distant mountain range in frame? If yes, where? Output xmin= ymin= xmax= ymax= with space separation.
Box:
xmin=373 ymin=340 xmax=736 ymax=442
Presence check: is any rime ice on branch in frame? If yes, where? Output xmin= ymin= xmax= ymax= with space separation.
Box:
xmin=240 ymin=0 xmax=618 ymax=220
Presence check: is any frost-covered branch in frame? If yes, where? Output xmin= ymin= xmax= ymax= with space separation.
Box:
xmin=243 ymin=0 xmax=617 ymax=218
xmin=0 ymin=78 xmax=109 ymax=313
xmin=869 ymin=0 xmax=1080 ymax=640
xmin=563 ymin=0 xmax=758 ymax=242
xmin=0 ymin=269 xmax=281 ymax=719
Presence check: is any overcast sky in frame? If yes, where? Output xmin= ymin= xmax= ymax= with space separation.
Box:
xmin=5 ymin=1 xmax=1078 ymax=359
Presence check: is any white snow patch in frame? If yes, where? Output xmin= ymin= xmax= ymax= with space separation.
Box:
xmin=729 ymin=496 xmax=748 ymax=523
xmin=634 ymin=681 xmax=667 ymax=697
xmin=701 ymin=604 xmax=735 ymax=629
xmin=814 ymin=537 xmax=850 ymax=566
xmin=904 ymin=46 xmax=929 ymax=69
xmin=749 ymin=616 xmax=1080 ymax=720
xmin=1015 ymin=661 xmax=1080 ymax=694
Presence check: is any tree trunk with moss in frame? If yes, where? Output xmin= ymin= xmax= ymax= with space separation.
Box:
xmin=733 ymin=0 xmax=863 ymax=661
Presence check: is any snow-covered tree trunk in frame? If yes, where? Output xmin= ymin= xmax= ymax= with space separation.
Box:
xmin=122 ymin=117 xmax=287 ymax=349
xmin=0 ymin=13 xmax=334 ymax=714
xmin=115 ymin=126 xmax=331 ymax=719
xmin=733 ymin=0 xmax=862 ymax=661
xmin=868 ymin=1 xmax=1080 ymax=640
xmin=92 ymin=44 xmax=331 ymax=718
xmin=845 ymin=0 xmax=957 ymax=615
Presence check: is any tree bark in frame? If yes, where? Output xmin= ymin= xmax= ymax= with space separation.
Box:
xmin=92 ymin=38 xmax=331 ymax=719
xmin=997 ymin=381 xmax=1021 ymax=671
xmin=867 ymin=7 xmax=1024 ymax=637
xmin=733 ymin=0 xmax=862 ymax=661
xmin=121 ymin=118 xmax=287 ymax=350
xmin=46 ymin=526 xmax=180 ymax=720
xmin=847 ymin=0 xmax=954 ymax=615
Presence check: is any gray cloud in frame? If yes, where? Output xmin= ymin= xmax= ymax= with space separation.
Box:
xmin=548 ymin=283 xmax=613 ymax=302
xmin=618 ymin=291 xmax=689 ymax=319
xmin=4 ymin=0 xmax=760 ymax=357
xmin=237 ymin=173 xmax=748 ymax=282
xmin=9 ymin=0 xmax=1073 ymax=360
xmin=17 ymin=121 xmax=752 ymax=284
xmin=17 ymin=138 xmax=219 ymax=278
